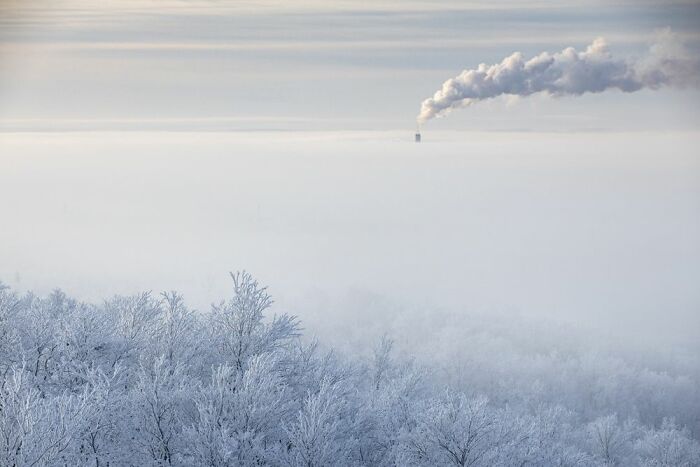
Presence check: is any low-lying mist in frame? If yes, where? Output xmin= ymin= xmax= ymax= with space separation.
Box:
xmin=1 ymin=130 xmax=698 ymax=340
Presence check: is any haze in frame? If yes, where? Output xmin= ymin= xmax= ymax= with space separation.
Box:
xmin=1 ymin=130 xmax=698 ymax=347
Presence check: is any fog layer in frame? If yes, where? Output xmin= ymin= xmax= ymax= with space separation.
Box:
xmin=1 ymin=130 xmax=698 ymax=344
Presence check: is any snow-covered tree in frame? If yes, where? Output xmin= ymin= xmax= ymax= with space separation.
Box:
xmin=184 ymin=353 xmax=290 ymax=466
xmin=134 ymin=356 xmax=190 ymax=466
xmin=283 ymin=378 xmax=358 ymax=466
xmin=0 ymin=366 xmax=98 ymax=466
xmin=586 ymin=414 xmax=636 ymax=466
xmin=209 ymin=272 xmax=299 ymax=371
xmin=635 ymin=418 xmax=700 ymax=467
xmin=403 ymin=393 xmax=500 ymax=466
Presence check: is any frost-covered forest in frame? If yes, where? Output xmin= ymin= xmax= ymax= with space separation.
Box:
xmin=1 ymin=273 xmax=699 ymax=467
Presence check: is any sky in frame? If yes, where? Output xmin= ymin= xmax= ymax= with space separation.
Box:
xmin=1 ymin=1 xmax=699 ymax=345
xmin=1 ymin=0 xmax=700 ymax=131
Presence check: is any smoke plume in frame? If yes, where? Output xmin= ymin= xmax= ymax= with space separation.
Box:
xmin=418 ymin=31 xmax=699 ymax=124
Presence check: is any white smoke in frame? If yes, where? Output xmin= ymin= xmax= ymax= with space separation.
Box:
xmin=418 ymin=31 xmax=699 ymax=124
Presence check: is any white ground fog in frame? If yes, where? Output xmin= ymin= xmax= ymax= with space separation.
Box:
xmin=1 ymin=130 xmax=698 ymax=339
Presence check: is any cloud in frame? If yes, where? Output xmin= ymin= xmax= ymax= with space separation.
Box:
xmin=417 ymin=31 xmax=700 ymax=124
